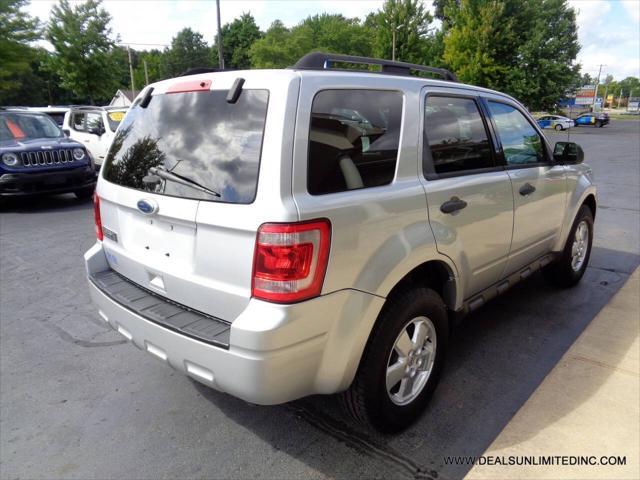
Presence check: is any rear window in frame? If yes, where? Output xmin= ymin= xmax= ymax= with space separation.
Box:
xmin=103 ymin=89 xmax=269 ymax=204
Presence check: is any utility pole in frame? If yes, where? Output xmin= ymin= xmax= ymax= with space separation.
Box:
xmin=143 ymin=60 xmax=149 ymax=86
xmin=216 ymin=0 xmax=224 ymax=69
xmin=618 ymin=89 xmax=623 ymax=108
xmin=391 ymin=24 xmax=400 ymax=61
xmin=392 ymin=28 xmax=396 ymax=61
xmin=127 ymin=46 xmax=136 ymax=99
xmin=592 ymin=64 xmax=605 ymax=111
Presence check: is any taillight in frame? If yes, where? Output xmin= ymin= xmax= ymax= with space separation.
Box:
xmin=93 ymin=192 xmax=103 ymax=241
xmin=252 ymin=219 xmax=331 ymax=303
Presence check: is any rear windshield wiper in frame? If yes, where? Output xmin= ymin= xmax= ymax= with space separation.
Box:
xmin=148 ymin=166 xmax=221 ymax=197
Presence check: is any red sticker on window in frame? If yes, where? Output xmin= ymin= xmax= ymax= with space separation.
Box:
xmin=6 ymin=119 xmax=26 ymax=139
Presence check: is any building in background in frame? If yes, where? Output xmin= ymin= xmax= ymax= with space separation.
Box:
xmin=109 ymin=89 xmax=135 ymax=107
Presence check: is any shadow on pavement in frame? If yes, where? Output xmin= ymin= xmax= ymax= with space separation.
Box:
xmin=0 ymin=193 xmax=92 ymax=214
xmin=193 ymin=247 xmax=639 ymax=480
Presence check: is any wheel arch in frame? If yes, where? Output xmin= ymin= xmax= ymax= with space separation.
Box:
xmin=386 ymin=259 xmax=458 ymax=311
xmin=582 ymin=193 xmax=597 ymax=220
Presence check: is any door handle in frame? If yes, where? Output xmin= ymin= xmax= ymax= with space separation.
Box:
xmin=519 ymin=183 xmax=536 ymax=196
xmin=440 ymin=196 xmax=468 ymax=214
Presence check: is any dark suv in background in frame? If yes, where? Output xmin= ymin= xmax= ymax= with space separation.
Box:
xmin=0 ymin=110 xmax=96 ymax=199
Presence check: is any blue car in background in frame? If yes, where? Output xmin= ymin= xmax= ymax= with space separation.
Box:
xmin=0 ymin=110 xmax=96 ymax=199
xmin=574 ymin=112 xmax=610 ymax=127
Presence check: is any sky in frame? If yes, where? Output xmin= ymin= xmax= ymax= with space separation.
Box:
xmin=26 ymin=0 xmax=640 ymax=81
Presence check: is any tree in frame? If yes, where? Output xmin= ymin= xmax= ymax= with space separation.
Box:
xmin=580 ymin=72 xmax=593 ymax=86
xmin=214 ymin=13 xmax=262 ymax=69
xmin=443 ymin=0 xmax=513 ymax=87
xmin=250 ymin=14 xmax=371 ymax=68
xmin=248 ymin=20 xmax=292 ymax=68
xmin=0 ymin=0 xmax=40 ymax=102
xmin=508 ymin=0 xmax=581 ymax=108
xmin=133 ymin=49 xmax=166 ymax=88
xmin=45 ymin=0 xmax=120 ymax=104
xmin=367 ymin=0 xmax=437 ymax=65
xmin=165 ymin=28 xmax=211 ymax=76
xmin=443 ymin=0 xmax=581 ymax=110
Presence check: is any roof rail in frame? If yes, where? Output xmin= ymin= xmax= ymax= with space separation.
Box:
xmin=291 ymin=52 xmax=458 ymax=82
xmin=180 ymin=67 xmax=225 ymax=77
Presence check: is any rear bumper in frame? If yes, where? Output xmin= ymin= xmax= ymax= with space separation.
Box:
xmin=84 ymin=243 xmax=385 ymax=404
xmin=0 ymin=166 xmax=96 ymax=196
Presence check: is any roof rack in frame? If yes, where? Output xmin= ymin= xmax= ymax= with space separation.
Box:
xmin=291 ymin=52 xmax=458 ymax=82
xmin=180 ymin=67 xmax=225 ymax=77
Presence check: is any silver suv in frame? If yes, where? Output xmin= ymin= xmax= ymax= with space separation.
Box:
xmin=85 ymin=53 xmax=596 ymax=432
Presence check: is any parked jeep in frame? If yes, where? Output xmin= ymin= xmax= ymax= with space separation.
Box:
xmin=63 ymin=106 xmax=128 ymax=167
xmin=85 ymin=53 xmax=596 ymax=432
xmin=0 ymin=109 xmax=95 ymax=199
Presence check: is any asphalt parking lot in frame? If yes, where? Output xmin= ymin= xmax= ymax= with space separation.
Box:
xmin=1 ymin=120 xmax=639 ymax=480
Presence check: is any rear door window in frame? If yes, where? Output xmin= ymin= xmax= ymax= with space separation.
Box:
xmin=423 ymin=95 xmax=494 ymax=175
xmin=102 ymin=89 xmax=269 ymax=204
xmin=307 ymin=89 xmax=402 ymax=195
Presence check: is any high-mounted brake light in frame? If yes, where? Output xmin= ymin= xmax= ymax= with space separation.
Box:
xmin=93 ymin=192 xmax=103 ymax=241
xmin=166 ymin=79 xmax=212 ymax=94
xmin=252 ymin=220 xmax=331 ymax=303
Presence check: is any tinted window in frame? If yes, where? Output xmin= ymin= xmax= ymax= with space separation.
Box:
xmin=47 ymin=112 xmax=65 ymax=126
xmin=308 ymin=89 xmax=402 ymax=195
xmin=488 ymin=101 xmax=546 ymax=165
xmin=72 ymin=113 xmax=85 ymax=131
xmin=424 ymin=96 xmax=494 ymax=175
xmin=103 ymin=89 xmax=268 ymax=204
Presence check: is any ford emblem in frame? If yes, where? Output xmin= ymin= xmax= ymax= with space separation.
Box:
xmin=137 ymin=198 xmax=158 ymax=215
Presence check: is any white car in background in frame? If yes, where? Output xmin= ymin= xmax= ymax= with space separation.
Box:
xmin=63 ymin=106 xmax=128 ymax=167
xmin=536 ymin=114 xmax=574 ymax=131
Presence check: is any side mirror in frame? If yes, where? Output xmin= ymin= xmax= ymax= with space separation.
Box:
xmin=90 ymin=126 xmax=105 ymax=136
xmin=62 ymin=129 xmax=71 ymax=137
xmin=553 ymin=141 xmax=584 ymax=164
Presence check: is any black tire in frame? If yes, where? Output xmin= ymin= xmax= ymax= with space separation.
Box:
xmin=555 ymin=124 xmax=563 ymax=131
xmin=342 ymin=287 xmax=448 ymax=433
xmin=74 ymin=186 xmax=94 ymax=200
xmin=597 ymin=121 xmax=604 ymax=128
xmin=543 ymin=205 xmax=594 ymax=288
xmin=595 ymin=120 xmax=602 ymax=128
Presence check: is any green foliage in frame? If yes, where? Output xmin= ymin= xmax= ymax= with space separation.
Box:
xmin=165 ymin=28 xmax=211 ymax=77
xmin=443 ymin=0 xmax=581 ymax=110
xmin=250 ymin=14 xmax=371 ymax=68
xmin=1 ymin=0 xmax=629 ymax=112
xmin=133 ymin=49 xmax=165 ymax=88
xmin=0 ymin=0 xmax=41 ymax=102
xmin=214 ymin=13 xmax=262 ymax=69
xmin=367 ymin=0 xmax=436 ymax=65
xmin=248 ymin=20 xmax=292 ymax=68
xmin=45 ymin=0 xmax=119 ymax=104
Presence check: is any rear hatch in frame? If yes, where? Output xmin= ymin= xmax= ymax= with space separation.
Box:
xmin=96 ymin=72 xmax=296 ymax=322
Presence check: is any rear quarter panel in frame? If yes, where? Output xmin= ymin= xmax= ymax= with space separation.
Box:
xmin=290 ymin=73 xmax=461 ymax=306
